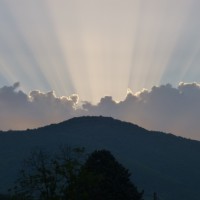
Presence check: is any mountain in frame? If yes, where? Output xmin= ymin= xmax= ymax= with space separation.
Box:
xmin=0 ymin=116 xmax=200 ymax=199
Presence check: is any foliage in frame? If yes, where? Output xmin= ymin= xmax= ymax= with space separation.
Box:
xmin=75 ymin=150 xmax=143 ymax=200
xmin=10 ymin=148 xmax=143 ymax=200
xmin=10 ymin=147 xmax=85 ymax=200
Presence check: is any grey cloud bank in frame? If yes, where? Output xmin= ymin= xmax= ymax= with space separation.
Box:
xmin=0 ymin=82 xmax=200 ymax=140
xmin=0 ymin=83 xmax=79 ymax=130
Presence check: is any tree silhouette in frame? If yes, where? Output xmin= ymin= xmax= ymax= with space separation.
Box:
xmin=10 ymin=147 xmax=85 ymax=200
xmin=75 ymin=150 xmax=143 ymax=200
xmin=11 ymin=148 xmax=143 ymax=200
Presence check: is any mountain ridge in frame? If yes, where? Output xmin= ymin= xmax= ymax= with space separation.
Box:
xmin=0 ymin=116 xmax=199 ymax=200
xmin=5 ymin=115 xmax=198 ymax=143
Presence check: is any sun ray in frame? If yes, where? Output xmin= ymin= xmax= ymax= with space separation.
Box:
xmin=0 ymin=0 xmax=199 ymax=103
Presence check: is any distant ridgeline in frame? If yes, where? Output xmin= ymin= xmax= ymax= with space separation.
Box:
xmin=0 ymin=116 xmax=200 ymax=200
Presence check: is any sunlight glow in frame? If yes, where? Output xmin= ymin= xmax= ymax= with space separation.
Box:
xmin=0 ymin=0 xmax=200 ymax=102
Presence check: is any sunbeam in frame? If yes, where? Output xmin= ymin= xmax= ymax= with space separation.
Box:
xmin=129 ymin=0 xmax=192 ymax=91
xmin=0 ymin=0 xmax=52 ymax=92
xmin=0 ymin=0 xmax=200 ymax=102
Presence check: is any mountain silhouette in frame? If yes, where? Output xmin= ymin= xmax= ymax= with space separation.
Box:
xmin=0 ymin=116 xmax=200 ymax=200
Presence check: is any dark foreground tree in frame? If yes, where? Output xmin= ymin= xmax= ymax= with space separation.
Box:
xmin=10 ymin=148 xmax=143 ymax=200
xmin=10 ymin=147 xmax=85 ymax=200
xmin=74 ymin=150 xmax=143 ymax=200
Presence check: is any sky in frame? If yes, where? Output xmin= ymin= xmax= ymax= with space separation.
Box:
xmin=0 ymin=0 xmax=200 ymax=140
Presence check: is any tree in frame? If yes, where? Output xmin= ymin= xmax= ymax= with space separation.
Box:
xmin=10 ymin=147 xmax=85 ymax=200
xmin=11 ymin=148 xmax=143 ymax=200
xmin=11 ymin=150 xmax=58 ymax=200
xmin=74 ymin=150 xmax=143 ymax=200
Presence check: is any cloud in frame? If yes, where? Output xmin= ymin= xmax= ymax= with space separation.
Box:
xmin=0 ymin=82 xmax=200 ymax=140
xmin=0 ymin=83 xmax=81 ymax=130
xmin=82 ymin=83 xmax=200 ymax=140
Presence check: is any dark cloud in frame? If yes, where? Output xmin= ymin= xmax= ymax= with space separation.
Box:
xmin=0 ymin=83 xmax=81 ymax=130
xmin=0 ymin=82 xmax=200 ymax=140
xmin=82 ymin=83 xmax=200 ymax=140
